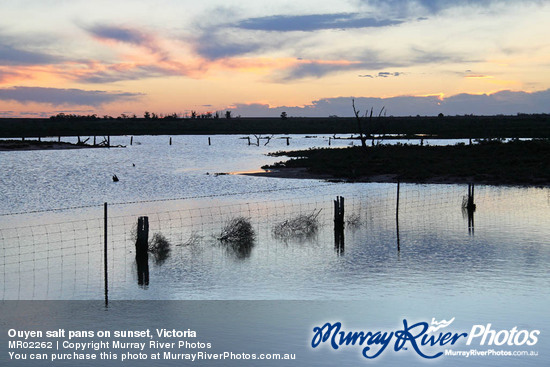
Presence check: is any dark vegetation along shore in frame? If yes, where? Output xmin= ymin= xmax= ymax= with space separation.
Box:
xmin=0 ymin=139 xmax=109 ymax=151
xmin=1 ymin=114 xmax=550 ymax=138
xmin=261 ymin=139 xmax=550 ymax=187
xmin=2 ymin=114 xmax=549 ymax=186
xmin=0 ymin=136 xmax=117 ymax=151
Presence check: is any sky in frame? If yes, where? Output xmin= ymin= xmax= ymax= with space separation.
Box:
xmin=0 ymin=0 xmax=549 ymax=117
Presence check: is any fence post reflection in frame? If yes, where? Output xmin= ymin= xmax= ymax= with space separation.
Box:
xmin=334 ymin=196 xmax=345 ymax=254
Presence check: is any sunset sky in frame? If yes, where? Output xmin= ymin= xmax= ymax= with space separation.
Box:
xmin=1 ymin=0 xmax=549 ymax=117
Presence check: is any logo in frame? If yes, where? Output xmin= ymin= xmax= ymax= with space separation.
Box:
xmin=427 ymin=317 xmax=455 ymax=333
xmin=311 ymin=318 xmax=540 ymax=360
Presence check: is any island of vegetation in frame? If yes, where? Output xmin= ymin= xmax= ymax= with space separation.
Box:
xmin=260 ymin=139 xmax=550 ymax=187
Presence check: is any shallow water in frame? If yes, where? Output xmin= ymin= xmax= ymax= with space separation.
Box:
xmin=0 ymin=134 xmax=470 ymax=215
xmin=0 ymin=135 xmax=548 ymax=300
xmin=1 ymin=135 xmax=548 ymax=365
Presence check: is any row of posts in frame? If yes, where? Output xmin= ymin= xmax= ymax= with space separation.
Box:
xmin=25 ymin=136 xmax=476 ymax=147
xmin=332 ymin=182 xmax=476 ymax=254
xmin=102 ymin=183 xmax=476 ymax=305
xmin=20 ymin=136 xmax=328 ymax=147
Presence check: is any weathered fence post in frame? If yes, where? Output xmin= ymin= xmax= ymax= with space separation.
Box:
xmin=107 ymin=136 xmax=110 ymax=148
xmin=247 ymin=136 xmax=251 ymax=145
xmin=104 ymin=202 xmax=108 ymax=306
xmin=93 ymin=136 xmax=96 ymax=145
xmin=329 ymin=137 xmax=331 ymax=146
xmin=334 ymin=196 xmax=345 ymax=254
xmin=136 ymin=216 xmax=149 ymax=286
xmin=286 ymin=137 xmax=290 ymax=146
xmin=208 ymin=137 xmax=211 ymax=146
xmin=130 ymin=136 xmax=133 ymax=145
xmin=38 ymin=136 xmax=41 ymax=142
xmin=58 ymin=136 xmax=61 ymax=142
xmin=467 ymin=183 xmax=476 ymax=211
xmin=467 ymin=183 xmax=476 ymax=235
xmin=334 ymin=196 xmax=344 ymax=229
xmin=169 ymin=137 xmax=172 ymax=145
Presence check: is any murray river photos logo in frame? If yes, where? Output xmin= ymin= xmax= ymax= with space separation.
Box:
xmin=311 ymin=318 xmax=540 ymax=359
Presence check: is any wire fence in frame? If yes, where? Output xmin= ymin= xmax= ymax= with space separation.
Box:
xmin=1 ymin=183 xmax=549 ymax=300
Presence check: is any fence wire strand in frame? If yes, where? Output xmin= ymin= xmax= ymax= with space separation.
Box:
xmin=1 ymin=184 xmax=549 ymax=300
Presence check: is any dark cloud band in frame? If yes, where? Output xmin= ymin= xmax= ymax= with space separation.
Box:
xmin=0 ymin=86 xmax=143 ymax=106
xmin=237 ymin=13 xmax=403 ymax=32
xmin=230 ymin=89 xmax=550 ymax=117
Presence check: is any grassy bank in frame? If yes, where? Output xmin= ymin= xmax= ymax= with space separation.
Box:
xmin=265 ymin=139 xmax=550 ymax=186
xmin=1 ymin=114 xmax=549 ymax=138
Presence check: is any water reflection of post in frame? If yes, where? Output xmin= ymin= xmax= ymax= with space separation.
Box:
xmin=136 ymin=216 xmax=150 ymax=286
xmin=396 ymin=181 xmax=400 ymax=253
xmin=468 ymin=209 xmax=475 ymax=235
xmin=334 ymin=228 xmax=345 ymax=255
xmin=334 ymin=196 xmax=345 ymax=254
xmin=396 ymin=215 xmax=401 ymax=253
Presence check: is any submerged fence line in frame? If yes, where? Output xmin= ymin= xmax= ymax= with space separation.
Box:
xmin=0 ymin=182 xmax=338 ymax=217
xmin=1 ymin=183 xmax=548 ymax=300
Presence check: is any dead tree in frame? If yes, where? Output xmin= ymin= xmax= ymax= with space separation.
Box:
xmin=352 ymin=99 xmax=385 ymax=151
xmin=264 ymin=134 xmax=274 ymax=146
xmin=251 ymin=134 xmax=274 ymax=146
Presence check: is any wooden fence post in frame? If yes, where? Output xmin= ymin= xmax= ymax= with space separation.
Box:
xmin=334 ymin=196 xmax=345 ymax=254
xmin=334 ymin=196 xmax=344 ymax=229
xmin=136 ymin=216 xmax=149 ymax=286
xmin=467 ymin=183 xmax=476 ymax=235
xmin=467 ymin=183 xmax=476 ymax=211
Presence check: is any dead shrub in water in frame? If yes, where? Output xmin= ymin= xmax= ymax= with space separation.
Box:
xmin=217 ymin=217 xmax=255 ymax=258
xmin=218 ymin=217 xmax=255 ymax=243
xmin=272 ymin=210 xmax=321 ymax=242
xmin=461 ymin=196 xmax=468 ymax=210
xmin=149 ymin=233 xmax=171 ymax=264
xmin=178 ymin=231 xmax=203 ymax=247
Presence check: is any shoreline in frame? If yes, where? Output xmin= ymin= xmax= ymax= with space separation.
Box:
xmin=240 ymin=168 xmax=550 ymax=187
